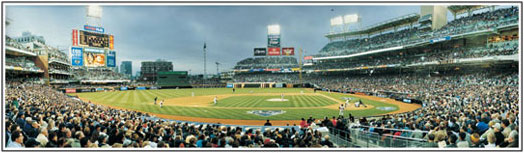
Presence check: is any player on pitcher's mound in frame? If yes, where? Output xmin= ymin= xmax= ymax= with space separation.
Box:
xmin=213 ymin=96 xmax=218 ymax=105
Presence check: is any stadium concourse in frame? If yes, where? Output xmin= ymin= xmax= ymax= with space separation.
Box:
xmin=3 ymin=5 xmax=520 ymax=149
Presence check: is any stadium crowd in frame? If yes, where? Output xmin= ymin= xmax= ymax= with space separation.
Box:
xmin=234 ymin=57 xmax=298 ymax=69
xmin=5 ymin=81 xmax=339 ymax=148
xmin=308 ymin=41 xmax=518 ymax=70
xmin=306 ymin=69 xmax=519 ymax=148
xmin=317 ymin=7 xmax=518 ymax=57
xmin=72 ymin=68 xmax=127 ymax=81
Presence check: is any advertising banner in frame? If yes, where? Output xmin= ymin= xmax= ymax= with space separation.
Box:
xmin=254 ymin=48 xmax=267 ymax=56
xmin=282 ymin=47 xmax=295 ymax=56
xmin=267 ymin=35 xmax=280 ymax=47
xmin=84 ymin=25 xmax=105 ymax=33
xmin=430 ymin=36 xmax=451 ymax=43
xmin=265 ymin=68 xmax=280 ymax=72
xmin=304 ymin=56 xmax=313 ymax=60
xmin=72 ymin=29 xmax=78 ymax=46
xmin=70 ymin=47 xmax=83 ymax=66
xmin=109 ymin=35 xmax=114 ymax=50
xmin=65 ymin=88 xmax=76 ymax=93
xmin=79 ymin=30 xmax=110 ymax=48
xmin=120 ymin=87 xmax=128 ymax=91
xmin=267 ymin=47 xmax=281 ymax=56
xmin=96 ymin=88 xmax=104 ymax=92
xmin=83 ymin=52 xmax=106 ymax=67
xmin=106 ymin=51 xmax=116 ymax=67
xmin=136 ymin=87 xmax=146 ymax=90
xmin=249 ymin=68 xmax=265 ymax=72
xmin=226 ymin=84 xmax=234 ymax=88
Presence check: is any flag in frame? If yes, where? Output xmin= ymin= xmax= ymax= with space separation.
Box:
xmin=204 ymin=42 xmax=206 ymax=49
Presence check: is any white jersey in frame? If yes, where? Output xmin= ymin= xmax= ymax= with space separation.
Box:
xmin=214 ymin=97 xmax=217 ymax=104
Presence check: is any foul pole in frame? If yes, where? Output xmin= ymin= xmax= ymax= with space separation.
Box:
xmin=203 ymin=42 xmax=207 ymax=87
xmin=299 ymin=48 xmax=303 ymax=85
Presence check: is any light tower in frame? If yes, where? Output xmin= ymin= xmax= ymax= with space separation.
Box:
xmin=215 ymin=62 xmax=220 ymax=75
xmin=86 ymin=5 xmax=102 ymax=26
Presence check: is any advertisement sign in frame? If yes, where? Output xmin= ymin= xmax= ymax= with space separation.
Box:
xmin=137 ymin=87 xmax=146 ymax=90
xmin=430 ymin=36 xmax=451 ymax=43
xmin=65 ymin=88 xmax=76 ymax=93
xmin=282 ymin=47 xmax=295 ymax=56
xmin=109 ymin=35 xmax=114 ymax=50
xmin=72 ymin=29 xmax=78 ymax=46
xmin=106 ymin=51 xmax=116 ymax=67
xmin=249 ymin=68 xmax=265 ymax=72
xmin=265 ymin=68 xmax=280 ymax=72
xmin=267 ymin=35 xmax=280 ymax=47
xmin=254 ymin=48 xmax=267 ymax=56
xmin=267 ymin=47 xmax=281 ymax=56
xmin=84 ymin=47 xmax=104 ymax=53
xmin=226 ymin=84 xmax=234 ymax=88
xmin=79 ymin=30 xmax=110 ymax=48
xmin=120 ymin=87 xmax=128 ymax=91
xmin=84 ymin=25 xmax=105 ymax=33
xmin=83 ymin=52 xmax=106 ymax=67
xmin=96 ymin=88 xmax=104 ymax=92
xmin=304 ymin=56 xmax=313 ymax=60
xmin=70 ymin=47 xmax=83 ymax=66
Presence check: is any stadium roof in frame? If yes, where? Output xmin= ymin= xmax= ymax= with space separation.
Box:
xmin=447 ymin=5 xmax=492 ymax=14
xmin=326 ymin=13 xmax=420 ymax=39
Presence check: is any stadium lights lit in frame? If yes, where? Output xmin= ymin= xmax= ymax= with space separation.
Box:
xmin=330 ymin=16 xmax=343 ymax=26
xmin=343 ymin=14 xmax=359 ymax=24
xmin=267 ymin=24 xmax=280 ymax=35
xmin=87 ymin=5 xmax=103 ymax=18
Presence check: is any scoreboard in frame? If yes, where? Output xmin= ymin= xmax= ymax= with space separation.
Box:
xmin=79 ymin=30 xmax=110 ymax=48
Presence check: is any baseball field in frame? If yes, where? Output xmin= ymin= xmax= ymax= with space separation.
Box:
xmin=70 ymin=88 xmax=421 ymax=126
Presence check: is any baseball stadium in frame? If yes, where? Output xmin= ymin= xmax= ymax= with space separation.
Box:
xmin=3 ymin=3 xmax=521 ymax=150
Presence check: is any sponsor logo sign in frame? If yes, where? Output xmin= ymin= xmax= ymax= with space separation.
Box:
xmin=247 ymin=110 xmax=286 ymax=117
xmin=282 ymin=47 xmax=294 ymax=56
xmin=106 ymin=51 xmax=116 ymax=67
xmin=376 ymin=107 xmax=397 ymax=111
xmin=72 ymin=29 xmax=78 ymax=46
xmin=267 ymin=47 xmax=280 ymax=56
xmin=254 ymin=48 xmax=267 ymax=56
xmin=70 ymin=47 xmax=83 ymax=66
xmin=267 ymin=35 xmax=280 ymax=47
xmin=65 ymin=88 xmax=76 ymax=93
xmin=84 ymin=25 xmax=105 ymax=33
xmin=430 ymin=36 xmax=451 ymax=43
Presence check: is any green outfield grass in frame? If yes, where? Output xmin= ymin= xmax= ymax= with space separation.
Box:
xmin=71 ymin=88 xmax=400 ymax=120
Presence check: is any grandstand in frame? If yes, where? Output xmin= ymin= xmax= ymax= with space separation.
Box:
xmin=3 ymin=4 xmax=521 ymax=150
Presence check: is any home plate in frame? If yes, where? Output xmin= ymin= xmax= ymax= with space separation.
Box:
xmin=266 ymin=98 xmax=289 ymax=102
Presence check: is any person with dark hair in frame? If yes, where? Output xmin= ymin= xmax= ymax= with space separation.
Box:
xmin=446 ymin=134 xmax=458 ymax=148
xmin=264 ymin=120 xmax=272 ymax=126
xmin=457 ymin=132 xmax=469 ymax=148
xmin=423 ymin=134 xmax=438 ymax=148
xmin=8 ymin=131 xmax=24 ymax=148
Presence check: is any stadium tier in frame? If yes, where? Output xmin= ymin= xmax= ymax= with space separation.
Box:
xmin=3 ymin=5 xmax=520 ymax=149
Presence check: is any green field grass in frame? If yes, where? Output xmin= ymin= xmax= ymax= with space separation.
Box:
xmin=215 ymin=95 xmax=337 ymax=107
xmin=71 ymin=88 xmax=399 ymax=120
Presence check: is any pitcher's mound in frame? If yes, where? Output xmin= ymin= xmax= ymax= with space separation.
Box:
xmin=266 ymin=98 xmax=289 ymax=102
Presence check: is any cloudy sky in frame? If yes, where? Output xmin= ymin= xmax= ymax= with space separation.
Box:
xmin=7 ymin=5 xmax=441 ymax=75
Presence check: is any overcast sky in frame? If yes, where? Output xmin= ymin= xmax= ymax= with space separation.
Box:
xmin=7 ymin=5 xmax=437 ymax=75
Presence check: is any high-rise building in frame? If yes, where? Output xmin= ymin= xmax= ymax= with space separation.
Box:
xmin=140 ymin=59 xmax=173 ymax=82
xmin=120 ymin=61 xmax=132 ymax=77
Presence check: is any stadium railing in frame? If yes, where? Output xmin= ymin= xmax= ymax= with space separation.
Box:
xmin=329 ymin=127 xmax=429 ymax=148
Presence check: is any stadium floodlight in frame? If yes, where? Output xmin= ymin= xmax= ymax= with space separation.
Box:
xmin=343 ymin=14 xmax=359 ymax=24
xmin=267 ymin=24 xmax=280 ymax=35
xmin=330 ymin=16 xmax=343 ymax=26
xmin=87 ymin=5 xmax=103 ymax=18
